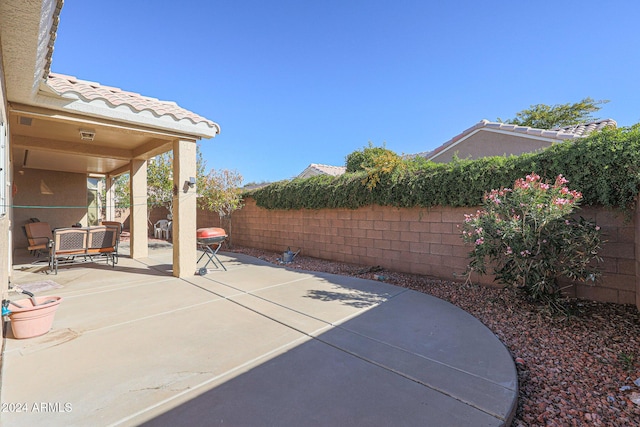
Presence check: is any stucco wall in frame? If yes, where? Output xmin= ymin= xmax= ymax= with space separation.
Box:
xmin=220 ymin=198 xmax=638 ymax=309
xmin=12 ymin=169 xmax=88 ymax=249
xmin=1 ymin=48 xmax=10 ymax=311
xmin=431 ymin=131 xmax=552 ymax=162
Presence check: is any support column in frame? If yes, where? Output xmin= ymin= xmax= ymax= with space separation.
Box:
xmin=130 ymin=159 xmax=148 ymax=259
xmin=172 ymin=139 xmax=197 ymax=278
xmin=105 ymin=175 xmax=116 ymax=221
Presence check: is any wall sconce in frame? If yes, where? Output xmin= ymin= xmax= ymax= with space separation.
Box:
xmin=183 ymin=177 xmax=196 ymax=193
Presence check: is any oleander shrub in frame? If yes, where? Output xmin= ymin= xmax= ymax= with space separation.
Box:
xmin=461 ymin=173 xmax=602 ymax=304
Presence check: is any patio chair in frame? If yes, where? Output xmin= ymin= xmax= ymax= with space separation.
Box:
xmin=154 ymin=219 xmax=170 ymax=239
xmin=24 ymin=221 xmax=53 ymax=256
xmin=50 ymin=228 xmax=88 ymax=274
xmin=100 ymin=220 xmax=123 ymax=236
xmin=164 ymin=221 xmax=172 ymax=240
xmin=87 ymin=225 xmax=119 ymax=267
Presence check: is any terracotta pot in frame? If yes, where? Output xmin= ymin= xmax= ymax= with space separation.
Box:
xmin=8 ymin=296 xmax=63 ymax=339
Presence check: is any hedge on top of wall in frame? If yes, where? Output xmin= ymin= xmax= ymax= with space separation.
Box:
xmin=248 ymin=125 xmax=640 ymax=213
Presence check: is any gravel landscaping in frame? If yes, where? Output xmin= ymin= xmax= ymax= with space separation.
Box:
xmin=228 ymin=246 xmax=640 ymax=426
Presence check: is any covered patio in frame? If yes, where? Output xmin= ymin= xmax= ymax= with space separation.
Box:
xmin=3 ymin=245 xmax=517 ymax=426
xmin=0 ymin=0 xmax=221 ymax=307
xmin=9 ymin=71 xmax=219 ymax=279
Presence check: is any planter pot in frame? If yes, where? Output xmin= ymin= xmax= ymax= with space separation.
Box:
xmin=8 ymin=296 xmax=63 ymax=339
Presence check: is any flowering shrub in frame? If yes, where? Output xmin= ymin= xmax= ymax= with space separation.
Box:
xmin=461 ymin=173 xmax=602 ymax=303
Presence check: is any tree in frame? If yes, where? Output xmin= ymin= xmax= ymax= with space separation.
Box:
xmin=105 ymin=145 xmax=207 ymax=228
xmin=345 ymin=143 xmax=407 ymax=189
xmin=198 ymin=168 xmax=244 ymax=246
xmin=498 ymin=97 xmax=609 ymax=129
xmin=147 ymin=152 xmax=174 ymax=218
xmin=104 ymin=144 xmax=245 ymax=238
xmin=345 ymin=142 xmax=399 ymax=173
xmin=146 ymin=147 xmax=207 ymax=220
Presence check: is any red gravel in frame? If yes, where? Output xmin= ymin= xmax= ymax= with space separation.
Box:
xmin=227 ymin=246 xmax=640 ymax=426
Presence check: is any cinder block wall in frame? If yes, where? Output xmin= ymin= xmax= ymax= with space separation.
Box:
xmin=214 ymin=198 xmax=638 ymax=309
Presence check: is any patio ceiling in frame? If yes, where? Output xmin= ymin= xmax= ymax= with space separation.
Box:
xmin=10 ymin=102 xmax=182 ymax=176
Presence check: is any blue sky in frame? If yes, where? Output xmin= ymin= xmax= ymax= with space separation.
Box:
xmin=53 ymin=1 xmax=640 ymax=184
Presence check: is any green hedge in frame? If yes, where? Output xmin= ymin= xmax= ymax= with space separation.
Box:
xmin=249 ymin=125 xmax=640 ymax=212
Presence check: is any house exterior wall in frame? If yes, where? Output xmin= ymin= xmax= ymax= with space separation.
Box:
xmin=12 ymin=169 xmax=87 ymax=248
xmin=430 ymin=131 xmax=553 ymax=163
xmin=219 ymin=198 xmax=638 ymax=309
xmin=1 ymin=46 xmax=10 ymax=306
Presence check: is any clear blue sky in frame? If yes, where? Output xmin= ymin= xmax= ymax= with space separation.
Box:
xmin=52 ymin=1 xmax=640 ymax=185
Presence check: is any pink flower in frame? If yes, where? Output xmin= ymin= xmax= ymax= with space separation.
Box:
xmin=475 ymin=238 xmax=484 ymax=246
xmin=539 ymin=183 xmax=550 ymax=190
xmin=506 ymin=246 xmax=513 ymax=255
xmin=525 ymin=173 xmax=540 ymax=182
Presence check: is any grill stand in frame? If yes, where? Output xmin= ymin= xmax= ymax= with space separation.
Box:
xmin=197 ymin=235 xmax=227 ymax=275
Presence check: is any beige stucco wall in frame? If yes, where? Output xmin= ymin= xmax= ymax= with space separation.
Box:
xmin=1 ymin=45 xmax=10 ymax=307
xmin=431 ymin=131 xmax=553 ymax=162
xmin=12 ymin=168 xmax=87 ymax=249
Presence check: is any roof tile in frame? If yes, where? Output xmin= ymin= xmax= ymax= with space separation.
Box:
xmin=46 ymin=73 xmax=217 ymax=129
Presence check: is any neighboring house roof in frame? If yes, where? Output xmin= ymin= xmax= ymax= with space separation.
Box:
xmin=297 ymin=164 xmax=347 ymax=179
xmin=553 ymin=119 xmax=617 ymax=137
xmin=42 ymin=73 xmax=220 ymax=137
xmin=423 ymin=118 xmax=616 ymax=162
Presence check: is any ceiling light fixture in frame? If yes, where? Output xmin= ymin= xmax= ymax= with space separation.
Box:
xmin=79 ymin=129 xmax=95 ymax=141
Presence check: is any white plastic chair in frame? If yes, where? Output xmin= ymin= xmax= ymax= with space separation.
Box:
xmin=154 ymin=219 xmax=169 ymax=239
xmin=164 ymin=221 xmax=172 ymax=240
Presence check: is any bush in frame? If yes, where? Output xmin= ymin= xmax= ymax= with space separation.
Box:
xmin=345 ymin=143 xmax=399 ymax=173
xmin=461 ymin=173 xmax=602 ymax=304
xmin=248 ymin=125 xmax=640 ymax=214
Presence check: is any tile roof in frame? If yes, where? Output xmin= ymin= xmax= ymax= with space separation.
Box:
xmin=553 ymin=119 xmax=617 ymax=137
xmin=43 ymin=0 xmax=63 ymax=79
xmin=425 ymin=118 xmax=616 ymax=160
xmin=46 ymin=73 xmax=219 ymax=130
xmin=298 ymin=163 xmax=346 ymax=178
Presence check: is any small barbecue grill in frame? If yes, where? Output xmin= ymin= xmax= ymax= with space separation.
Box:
xmin=196 ymin=227 xmax=227 ymax=275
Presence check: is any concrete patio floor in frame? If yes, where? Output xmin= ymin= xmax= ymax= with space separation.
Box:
xmin=2 ymin=243 xmax=517 ymax=426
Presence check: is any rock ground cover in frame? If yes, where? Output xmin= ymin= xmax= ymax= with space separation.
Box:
xmin=228 ymin=246 xmax=640 ymax=427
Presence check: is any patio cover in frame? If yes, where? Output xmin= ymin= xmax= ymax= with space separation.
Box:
xmin=0 ymin=0 xmax=220 ymax=291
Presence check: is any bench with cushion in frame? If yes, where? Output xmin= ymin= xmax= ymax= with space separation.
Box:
xmin=50 ymin=225 xmax=119 ymax=274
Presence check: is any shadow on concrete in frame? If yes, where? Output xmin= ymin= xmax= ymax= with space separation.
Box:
xmin=137 ymin=282 xmax=518 ymax=427
xmin=304 ymin=288 xmax=388 ymax=309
